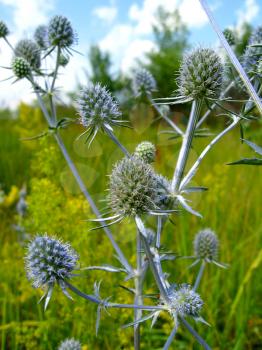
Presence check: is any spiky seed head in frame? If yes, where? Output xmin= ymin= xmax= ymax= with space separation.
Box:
xmin=58 ymin=338 xmax=81 ymax=350
xmin=168 ymin=284 xmax=203 ymax=317
xmin=134 ymin=141 xmax=156 ymax=163
xmin=109 ymin=156 xmax=161 ymax=217
xmin=178 ymin=48 xmax=223 ymax=99
xmin=133 ymin=68 xmax=157 ymax=96
xmin=48 ymin=15 xmax=75 ymax=48
xmin=194 ymin=228 xmax=218 ymax=261
xmin=242 ymin=26 xmax=262 ymax=77
xmin=14 ymin=39 xmax=41 ymax=69
xmin=223 ymin=29 xmax=235 ymax=46
xmin=25 ymin=234 xmax=78 ymax=289
xmin=59 ymin=54 xmax=70 ymax=67
xmin=12 ymin=57 xmax=31 ymax=79
xmin=0 ymin=20 xmax=9 ymax=38
xmin=77 ymin=83 xmax=121 ymax=132
xmin=34 ymin=25 xmax=49 ymax=49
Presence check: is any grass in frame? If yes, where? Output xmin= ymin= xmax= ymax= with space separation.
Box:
xmin=0 ymin=104 xmax=261 ymax=349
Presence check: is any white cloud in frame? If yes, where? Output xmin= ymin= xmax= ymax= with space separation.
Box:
xmin=93 ymin=2 xmax=118 ymax=24
xmin=236 ymin=0 xmax=260 ymax=28
xmin=121 ymin=39 xmax=156 ymax=71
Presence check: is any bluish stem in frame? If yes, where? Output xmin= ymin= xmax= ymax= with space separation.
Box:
xmin=193 ymin=261 xmax=205 ymax=291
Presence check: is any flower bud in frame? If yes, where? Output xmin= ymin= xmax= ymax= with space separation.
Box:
xmin=12 ymin=57 xmax=31 ymax=79
xmin=134 ymin=141 xmax=156 ymax=163
xmin=48 ymin=15 xmax=75 ymax=48
xmin=14 ymin=39 xmax=41 ymax=69
xmin=223 ymin=29 xmax=235 ymax=46
xmin=58 ymin=338 xmax=81 ymax=350
xmin=194 ymin=228 xmax=218 ymax=261
xmin=242 ymin=26 xmax=262 ymax=77
xmin=178 ymin=48 xmax=223 ymax=99
xmin=133 ymin=68 xmax=157 ymax=96
xmin=109 ymin=156 xmax=161 ymax=217
xmin=59 ymin=53 xmax=70 ymax=67
xmin=25 ymin=235 xmax=78 ymax=289
xmin=0 ymin=20 xmax=9 ymax=38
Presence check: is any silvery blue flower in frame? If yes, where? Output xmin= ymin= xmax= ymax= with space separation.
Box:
xmin=178 ymin=48 xmax=223 ymax=99
xmin=133 ymin=68 xmax=157 ymax=96
xmin=167 ymin=284 xmax=203 ymax=317
xmin=48 ymin=15 xmax=75 ymax=48
xmin=25 ymin=234 xmax=78 ymax=309
xmin=77 ymin=83 xmax=122 ymax=144
xmin=14 ymin=39 xmax=41 ymax=70
xmin=242 ymin=26 xmax=262 ymax=77
xmin=194 ymin=228 xmax=218 ymax=261
xmin=58 ymin=338 xmax=81 ymax=350
xmin=34 ymin=25 xmax=49 ymax=50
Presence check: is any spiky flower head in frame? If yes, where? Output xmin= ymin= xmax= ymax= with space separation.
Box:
xmin=12 ymin=57 xmax=31 ymax=79
xmin=25 ymin=235 xmax=78 ymax=307
xmin=133 ymin=68 xmax=157 ymax=96
xmin=134 ymin=141 xmax=156 ymax=163
xmin=178 ymin=48 xmax=223 ymax=99
xmin=14 ymin=39 xmax=41 ymax=70
xmin=48 ymin=15 xmax=75 ymax=48
xmin=77 ymin=83 xmax=122 ymax=137
xmin=168 ymin=284 xmax=203 ymax=317
xmin=34 ymin=25 xmax=49 ymax=49
xmin=58 ymin=338 xmax=81 ymax=350
xmin=194 ymin=228 xmax=218 ymax=261
xmin=0 ymin=20 xmax=9 ymax=38
xmin=242 ymin=26 xmax=262 ymax=77
xmin=109 ymin=156 xmax=161 ymax=217
xmin=223 ymin=29 xmax=235 ymax=46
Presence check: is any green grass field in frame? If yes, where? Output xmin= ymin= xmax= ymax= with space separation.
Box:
xmin=0 ymin=104 xmax=261 ymax=349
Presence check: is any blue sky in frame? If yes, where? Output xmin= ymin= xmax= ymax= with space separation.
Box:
xmin=0 ymin=0 xmax=261 ymax=107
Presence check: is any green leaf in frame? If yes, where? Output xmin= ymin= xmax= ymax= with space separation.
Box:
xmin=227 ymin=158 xmax=262 ymax=165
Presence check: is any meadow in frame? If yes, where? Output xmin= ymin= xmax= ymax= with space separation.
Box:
xmin=0 ymin=102 xmax=261 ymax=349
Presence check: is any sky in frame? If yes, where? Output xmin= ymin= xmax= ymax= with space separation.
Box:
xmin=0 ymin=0 xmax=261 ymax=108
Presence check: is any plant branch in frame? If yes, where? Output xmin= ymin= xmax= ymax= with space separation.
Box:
xmin=199 ymin=0 xmax=262 ymax=116
xmin=163 ymin=323 xmax=178 ymax=350
xmin=193 ymin=261 xmax=206 ymax=291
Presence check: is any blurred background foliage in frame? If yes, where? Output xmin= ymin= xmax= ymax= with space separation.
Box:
xmin=0 ymin=6 xmax=261 ymax=350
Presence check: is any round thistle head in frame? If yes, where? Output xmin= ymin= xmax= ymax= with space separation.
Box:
xmin=134 ymin=141 xmax=156 ymax=163
xmin=12 ymin=57 xmax=31 ymax=79
xmin=242 ymin=26 xmax=262 ymax=77
xmin=194 ymin=228 xmax=218 ymax=261
xmin=34 ymin=25 xmax=49 ymax=49
xmin=178 ymin=48 xmax=223 ymax=99
xmin=25 ymin=235 xmax=78 ymax=289
xmin=14 ymin=39 xmax=41 ymax=69
xmin=48 ymin=15 xmax=75 ymax=48
xmin=0 ymin=20 xmax=9 ymax=38
xmin=168 ymin=284 xmax=203 ymax=317
xmin=77 ymin=83 xmax=121 ymax=133
xmin=108 ymin=156 xmax=160 ymax=217
xmin=133 ymin=68 xmax=157 ymax=96
xmin=58 ymin=338 xmax=81 ymax=350
xmin=223 ymin=28 xmax=235 ymax=46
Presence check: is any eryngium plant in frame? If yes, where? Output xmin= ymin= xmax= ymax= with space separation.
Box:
xmin=134 ymin=141 xmax=156 ymax=163
xmin=58 ymin=338 xmax=81 ymax=350
xmin=34 ymin=25 xmax=49 ymax=50
xmin=132 ymin=68 xmax=157 ymax=96
xmin=0 ymin=20 xmax=9 ymax=38
xmin=48 ymin=15 xmax=75 ymax=48
xmin=25 ymin=235 xmax=78 ymax=308
xmin=108 ymin=156 xmax=162 ymax=218
xmin=14 ymin=39 xmax=41 ymax=70
xmin=0 ymin=9 xmax=260 ymax=350
xmin=178 ymin=48 xmax=223 ymax=99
